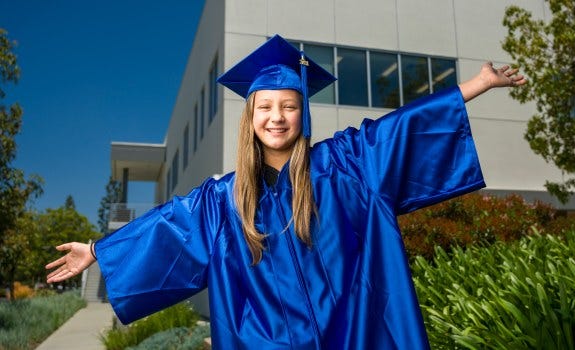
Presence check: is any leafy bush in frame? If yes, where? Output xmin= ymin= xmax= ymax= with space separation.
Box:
xmin=0 ymin=290 xmax=86 ymax=350
xmin=399 ymin=193 xmax=564 ymax=259
xmin=127 ymin=323 xmax=210 ymax=350
xmin=413 ymin=230 xmax=575 ymax=349
xmin=12 ymin=282 xmax=34 ymax=299
xmin=103 ymin=301 xmax=201 ymax=350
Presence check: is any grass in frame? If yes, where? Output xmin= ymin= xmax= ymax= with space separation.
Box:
xmin=0 ymin=290 xmax=86 ymax=350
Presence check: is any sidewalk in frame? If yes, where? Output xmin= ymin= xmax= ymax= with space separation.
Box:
xmin=36 ymin=302 xmax=115 ymax=350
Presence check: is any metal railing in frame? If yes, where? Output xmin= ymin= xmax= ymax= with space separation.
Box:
xmin=107 ymin=203 xmax=157 ymax=230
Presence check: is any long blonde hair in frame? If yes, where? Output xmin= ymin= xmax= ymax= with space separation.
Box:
xmin=234 ymin=92 xmax=316 ymax=264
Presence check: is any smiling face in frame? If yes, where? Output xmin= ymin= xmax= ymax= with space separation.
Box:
xmin=252 ymin=89 xmax=302 ymax=169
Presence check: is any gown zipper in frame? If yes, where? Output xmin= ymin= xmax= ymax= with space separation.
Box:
xmin=270 ymin=186 xmax=322 ymax=348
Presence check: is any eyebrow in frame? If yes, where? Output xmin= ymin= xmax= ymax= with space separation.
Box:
xmin=255 ymin=98 xmax=299 ymax=104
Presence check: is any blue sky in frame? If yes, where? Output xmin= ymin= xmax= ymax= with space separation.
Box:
xmin=0 ymin=0 xmax=205 ymax=228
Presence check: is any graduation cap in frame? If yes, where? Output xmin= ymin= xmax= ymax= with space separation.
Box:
xmin=217 ymin=34 xmax=336 ymax=138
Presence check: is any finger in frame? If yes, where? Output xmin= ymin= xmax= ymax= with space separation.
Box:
xmin=48 ymin=270 xmax=72 ymax=283
xmin=498 ymin=65 xmax=511 ymax=73
xmin=45 ymin=255 xmax=67 ymax=270
xmin=55 ymin=243 xmax=73 ymax=251
xmin=505 ymin=68 xmax=519 ymax=77
xmin=49 ymin=268 xmax=75 ymax=283
xmin=47 ymin=264 xmax=67 ymax=279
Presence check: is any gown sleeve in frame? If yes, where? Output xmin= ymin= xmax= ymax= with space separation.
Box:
xmin=327 ymin=86 xmax=485 ymax=214
xmin=94 ymin=178 xmax=224 ymax=324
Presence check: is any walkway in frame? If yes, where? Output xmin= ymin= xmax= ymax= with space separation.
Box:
xmin=36 ymin=302 xmax=115 ymax=350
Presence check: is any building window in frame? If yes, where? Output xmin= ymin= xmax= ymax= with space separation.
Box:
xmin=401 ymin=55 xmax=430 ymax=104
xmin=183 ymin=124 xmax=189 ymax=169
xmin=431 ymin=58 xmax=457 ymax=93
xmin=370 ymin=52 xmax=400 ymax=108
xmin=166 ymin=169 xmax=171 ymax=197
xmin=209 ymin=55 xmax=218 ymax=123
xmin=200 ymin=87 xmax=205 ymax=139
xmin=194 ymin=103 xmax=198 ymax=151
xmin=171 ymin=149 xmax=179 ymax=191
xmin=304 ymin=44 xmax=335 ymax=104
xmin=292 ymin=39 xmax=458 ymax=109
xmin=337 ymin=48 xmax=368 ymax=106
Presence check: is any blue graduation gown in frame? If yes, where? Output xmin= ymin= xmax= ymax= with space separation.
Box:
xmin=95 ymin=86 xmax=485 ymax=349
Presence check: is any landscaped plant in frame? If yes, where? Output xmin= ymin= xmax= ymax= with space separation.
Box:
xmin=399 ymin=193 xmax=566 ymax=260
xmin=0 ymin=290 xmax=86 ymax=350
xmin=413 ymin=230 xmax=575 ymax=349
xmin=126 ymin=323 xmax=210 ymax=350
xmin=103 ymin=301 xmax=201 ymax=350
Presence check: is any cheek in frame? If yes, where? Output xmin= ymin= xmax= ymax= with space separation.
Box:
xmin=290 ymin=113 xmax=302 ymax=131
xmin=251 ymin=112 xmax=263 ymax=129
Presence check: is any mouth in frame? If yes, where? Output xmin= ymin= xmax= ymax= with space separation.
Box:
xmin=266 ymin=128 xmax=288 ymax=134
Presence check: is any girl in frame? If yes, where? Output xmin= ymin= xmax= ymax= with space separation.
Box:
xmin=47 ymin=35 xmax=526 ymax=349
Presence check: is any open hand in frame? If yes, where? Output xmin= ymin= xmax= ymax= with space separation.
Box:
xmin=481 ymin=61 xmax=527 ymax=89
xmin=46 ymin=242 xmax=95 ymax=283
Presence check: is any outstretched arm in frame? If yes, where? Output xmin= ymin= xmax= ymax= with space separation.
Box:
xmin=459 ymin=62 xmax=527 ymax=102
xmin=46 ymin=242 xmax=96 ymax=283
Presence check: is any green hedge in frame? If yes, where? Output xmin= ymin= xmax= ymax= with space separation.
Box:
xmin=399 ymin=193 xmax=573 ymax=260
xmin=413 ymin=230 xmax=575 ymax=349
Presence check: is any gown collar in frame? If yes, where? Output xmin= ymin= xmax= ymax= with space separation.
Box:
xmin=262 ymin=162 xmax=291 ymax=191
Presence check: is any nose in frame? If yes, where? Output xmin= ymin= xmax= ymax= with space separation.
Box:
xmin=269 ymin=106 xmax=284 ymax=123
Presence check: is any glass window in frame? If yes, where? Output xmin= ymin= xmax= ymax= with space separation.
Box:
xmin=431 ymin=58 xmax=457 ymax=93
xmin=209 ymin=56 xmax=218 ymax=123
xmin=183 ymin=124 xmax=189 ymax=169
xmin=193 ymin=104 xmax=198 ymax=151
xmin=200 ymin=87 xmax=205 ymax=139
xmin=337 ymin=48 xmax=368 ymax=106
xmin=370 ymin=52 xmax=399 ymax=108
xmin=287 ymin=40 xmax=300 ymax=50
xmin=171 ymin=150 xmax=179 ymax=191
xmin=401 ymin=55 xmax=429 ymax=104
xmin=304 ymin=44 xmax=335 ymax=104
xmin=166 ymin=169 xmax=171 ymax=197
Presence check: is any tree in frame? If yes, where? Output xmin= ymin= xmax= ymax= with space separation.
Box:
xmin=2 ymin=211 xmax=38 ymax=299
xmin=0 ymin=28 xmax=44 ymax=295
xmin=8 ymin=197 xmax=100 ymax=294
xmin=97 ymin=176 xmax=122 ymax=234
xmin=28 ymin=200 xmax=100 ymax=288
xmin=502 ymin=0 xmax=575 ymax=203
xmin=64 ymin=194 xmax=76 ymax=210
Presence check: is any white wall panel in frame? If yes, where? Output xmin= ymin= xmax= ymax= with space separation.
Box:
xmin=225 ymin=0 xmax=267 ymax=35
xmin=334 ymin=0 xmax=398 ymax=50
xmin=267 ymin=0 xmax=335 ymax=43
xmin=397 ymin=0 xmax=457 ymax=56
xmin=310 ymin=105 xmax=340 ymax=144
xmin=454 ymin=0 xmax=547 ymax=62
xmin=470 ymin=118 xmax=563 ymax=191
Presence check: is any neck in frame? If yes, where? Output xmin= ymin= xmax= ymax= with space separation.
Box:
xmin=264 ymin=151 xmax=290 ymax=171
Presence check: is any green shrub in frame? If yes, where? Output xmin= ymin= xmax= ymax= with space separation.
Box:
xmin=127 ymin=323 xmax=210 ymax=350
xmin=103 ymin=301 xmax=201 ymax=350
xmin=0 ymin=290 xmax=86 ymax=350
xmin=413 ymin=230 xmax=575 ymax=349
xmin=399 ymin=193 xmax=562 ymax=260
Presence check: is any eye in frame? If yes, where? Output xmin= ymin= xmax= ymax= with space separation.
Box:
xmin=257 ymin=105 xmax=271 ymax=111
xmin=283 ymin=105 xmax=297 ymax=110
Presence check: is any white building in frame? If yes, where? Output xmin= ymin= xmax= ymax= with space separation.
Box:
xmin=108 ymin=0 xmax=574 ymax=315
